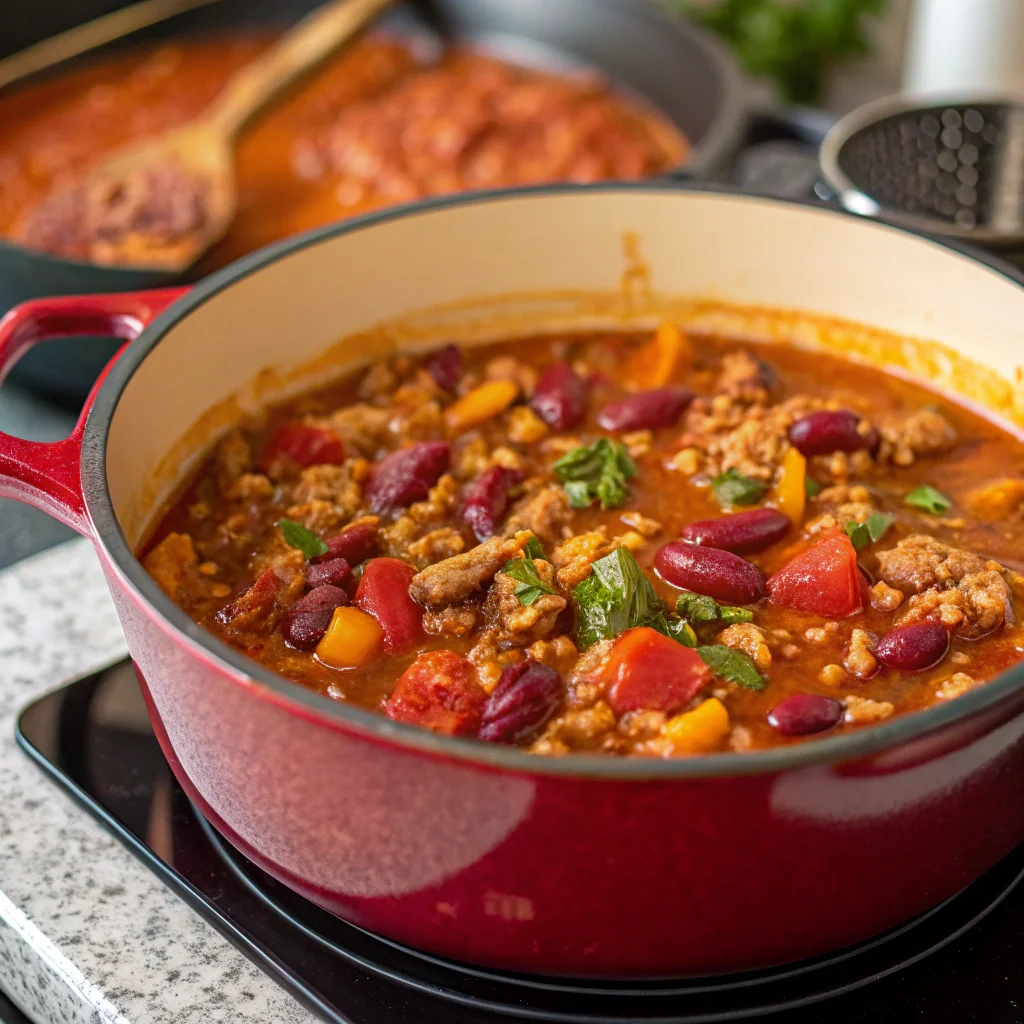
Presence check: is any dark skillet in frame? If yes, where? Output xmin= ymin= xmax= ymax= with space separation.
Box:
xmin=0 ymin=0 xmax=744 ymax=406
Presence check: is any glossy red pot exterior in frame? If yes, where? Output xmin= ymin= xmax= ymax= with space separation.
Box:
xmin=2 ymin=186 xmax=1024 ymax=977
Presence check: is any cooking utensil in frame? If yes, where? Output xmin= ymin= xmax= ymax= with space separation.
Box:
xmin=819 ymin=94 xmax=1024 ymax=248
xmin=0 ymin=0 xmax=743 ymax=405
xmin=0 ymin=0 xmax=222 ymax=90
xmin=2 ymin=184 xmax=1024 ymax=978
xmin=22 ymin=0 xmax=395 ymax=274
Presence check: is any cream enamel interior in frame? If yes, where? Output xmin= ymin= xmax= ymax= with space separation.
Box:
xmin=103 ymin=189 xmax=1024 ymax=548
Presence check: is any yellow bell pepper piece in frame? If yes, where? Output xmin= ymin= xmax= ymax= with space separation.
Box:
xmin=315 ymin=607 xmax=383 ymax=669
xmin=776 ymin=446 xmax=807 ymax=524
xmin=445 ymin=379 xmax=519 ymax=432
xmin=626 ymin=321 xmax=692 ymax=388
xmin=665 ymin=698 xmax=731 ymax=754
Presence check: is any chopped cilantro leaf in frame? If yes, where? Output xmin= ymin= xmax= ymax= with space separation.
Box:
xmin=280 ymin=518 xmax=329 ymax=559
xmin=905 ymin=485 xmax=951 ymax=516
xmin=572 ymin=546 xmax=663 ymax=648
xmin=711 ymin=468 xmax=767 ymax=508
xmin=805 ymin=476 xmax=823 ymax=498
xmin=501 ymin=555 xmax=557 ymax=607
xmin=696 ymin=645 xmax=765 ymax=690
xmin=553 ymin=438 xmax=636 ymax=510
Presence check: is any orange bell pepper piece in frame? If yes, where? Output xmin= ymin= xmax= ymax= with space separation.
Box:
xmin=445 ymin=380 xmax=519 ymax=432
xmin=775 ymin=446 xmax=807 ymax=524
xmin=625 ymin=321 xmax=692 ymax=389
xmin=665 ymin=697 xmax=731 ymax=754
xmin=315 ymin=606 xmax=383 ymax=668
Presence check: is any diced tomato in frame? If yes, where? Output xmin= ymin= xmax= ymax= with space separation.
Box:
xmin=215 ymin=570 xmax=282 ymax=632
xmin=354 ymin=558 xmax=424 ymax=653
xmin=319 ymin=520 xmax=378 ymax=567
xmin=258 ymin=421 xmax=345 ymax=472
xmin=767 ymin=529 xmax=863 ymax=618
xmin=385 ymin=651 xmax=485 ymax=735
xmin=604 ymin=626 xmax=712 ymax=715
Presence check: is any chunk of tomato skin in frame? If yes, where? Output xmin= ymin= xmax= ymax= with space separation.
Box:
xmin=767 ymin=529 xmax=863 ymax=618
xmin=257 ymin=421 xmax=345 ymax=472
xmin=604 ymin=626 xmax=712 ymax=715
xmin=354 ymin=558 xmax=425 ymax=653
xmin=385 ymin=651 xmax=485 ymax=736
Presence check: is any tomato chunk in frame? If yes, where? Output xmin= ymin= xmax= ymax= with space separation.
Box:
xmin=385 ymin=651 xmax=485 ymax=735
xmin=767 ymin=529 xmax=863 ymax=618
xmin=603 ymin=626 xmax=712 ymax=715
xmin=354 ymin=558 xmax=424 ymax=653
xmin=258 ymin=421 xmax=345 ymax=472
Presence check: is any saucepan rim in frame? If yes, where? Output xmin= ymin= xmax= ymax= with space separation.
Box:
xmin=80 ymin=180 xmax=1024 ymax=780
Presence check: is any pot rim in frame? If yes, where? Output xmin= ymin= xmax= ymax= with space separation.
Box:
xmin=80 ymin=180 xmax=1024 ymax=780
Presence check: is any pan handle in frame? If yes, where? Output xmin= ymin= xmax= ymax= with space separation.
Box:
xmin=0 ymin=288 xmax=186 ymax=535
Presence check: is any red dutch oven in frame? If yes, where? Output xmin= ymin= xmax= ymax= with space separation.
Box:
xmin=2 ymin=185 xmax=1024 ymax=978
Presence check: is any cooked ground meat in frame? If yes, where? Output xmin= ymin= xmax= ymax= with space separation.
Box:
xmin=143 ymin=329 xmax=1024 ymax=756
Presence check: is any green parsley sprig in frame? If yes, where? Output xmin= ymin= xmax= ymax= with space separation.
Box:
xmin=553 ymin=439 xmax=636 ymax=510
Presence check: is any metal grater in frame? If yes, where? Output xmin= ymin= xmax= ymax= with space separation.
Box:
xmin=820 ymin=94 xmax=1024 ymax=249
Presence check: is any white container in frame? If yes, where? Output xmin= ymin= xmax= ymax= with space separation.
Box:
xmin=902 ymin=0 xmax=1024 ymax=96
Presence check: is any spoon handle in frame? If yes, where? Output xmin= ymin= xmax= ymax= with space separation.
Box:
xmin=202 ymin=0 xmax=395 ymax=139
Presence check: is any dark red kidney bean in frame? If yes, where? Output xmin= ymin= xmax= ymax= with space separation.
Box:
xmin=462 ymin=466 xmax=524 ymax=541
xmin=365 ymin=441 xmax=450 ymax=514
xmin=530 ymin=361 xmax=591 ymax=430
xmin=874 ymin=621 xmax=949 ymax=670
xmin=478 ymin=660 xmax=562 ymax=744
xmin=655 ymin=541 xmax=766 ymax=605
xmin=282 ymin=584 xmax=348 ymax=650
xmin=768 ymin=694 xmax=845 ymax=736
xmin=788 ymin=410 xmax=878 ymax=457
xmin=306 ymin=557 xmax=352 ymax=590
xmin=681 ymin=508 xmax=790 ymax=554
xmin=425 ymin=344 xmax=462 ymax=392
xmin=320 ymin=521 xmax=377 ymax=566
xmin=597 ymin=387 xmax=694 ymax=432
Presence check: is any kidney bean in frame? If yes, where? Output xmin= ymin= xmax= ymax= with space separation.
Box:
xmin=282 ymin=584 xmax=349 ymax=650
xmin=319 ymin=520 xmax=378 ymax=567
xmin=364 ymin=441 xmax=450 ymax=514
xmin=596 ymin=387 xmax=694 ymax=431
xmin=462 ymin=466 xmax=524 ymax=541
xmin=681 ymin=508 xmax=790 ymax=554
xmin=425 ymin=344 xmax=462 ymax=392
xmin=788 ymin=410 xmax=879 ymax=458
xmin=874 ymin=621 xmax=949 ymax=670
xmin=768 ymin=694 xmax=844 ymax=736
xmin=306 ymin=557 xmax=352 ymax=590
xmin=530 ymin=361 xmax=590 ymax=429
xmin=655 ymin=541 xmax=766 ymax=606
xmin=478 ymin=660 xmax=562 ymax=744
xmin=354 ymin=558 xmax=424 ymax=652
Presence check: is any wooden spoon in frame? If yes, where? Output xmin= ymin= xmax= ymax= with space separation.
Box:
xmin=19 ymin=0 xmax=396 ymax=272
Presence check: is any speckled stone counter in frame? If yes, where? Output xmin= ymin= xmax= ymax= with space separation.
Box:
xmin=0 ymin=539 xmax=316 ymax=1024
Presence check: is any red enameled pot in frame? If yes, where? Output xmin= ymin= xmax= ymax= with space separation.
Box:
xmin=2 ymin=185 xmax=1024 ymax=978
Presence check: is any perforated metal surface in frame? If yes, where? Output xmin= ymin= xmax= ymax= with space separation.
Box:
xmin=821 ymin=97 xmax=1024 ymax=245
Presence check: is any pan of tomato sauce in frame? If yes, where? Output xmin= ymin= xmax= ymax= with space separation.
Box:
xmin=0 ymin=0 xmax=741 ymax=401
xmin=0 ymin=185 xmax=1022 ymax=977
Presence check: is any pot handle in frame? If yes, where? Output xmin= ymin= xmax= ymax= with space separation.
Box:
xmin=0 ymin=288 xmax=187 ymax=535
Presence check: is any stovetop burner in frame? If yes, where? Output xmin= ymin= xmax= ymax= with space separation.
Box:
xmin=15 ymin=661 xmax=1024 ymax=1023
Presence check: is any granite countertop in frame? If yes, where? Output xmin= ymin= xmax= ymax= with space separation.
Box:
xmin=0 ymin=538 xmax=317 ymax=1023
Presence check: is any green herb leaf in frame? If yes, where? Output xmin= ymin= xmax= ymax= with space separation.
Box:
xmin=524 ymin=535 xmax=547 ymax=561
xmin=711 ymin=468 xmax=767 ymax=508
xmin=572 ymin=546 xmax=663 ymax=648
xmin=675 ymin=591 xmax=756 ymax=625
xmin=844 ymin=520 xmax=871 ymax=551
xmin=280 ymin=518 xmax=329 ymax=559
xmin=804 ymin=476 xmax=823 ymax=498
xmin=720 ymin=606 xmax=755 ymax=625
xmin=552 ymin=438 xmax=636 ymax=510
xmin=866 ymin=512 xmax=893 ymax=542
xmin=650 ymin=612 xmax=699 ymax=647
xmin=501 ymin=556 xmax=557 ymax=607
xmin=675 ymin=592 xmax=721 ymax=623
xmin=696 ymin=644 xmax=765 ymax=690
xmin=905 ymin=484 xmax=952 ymax=516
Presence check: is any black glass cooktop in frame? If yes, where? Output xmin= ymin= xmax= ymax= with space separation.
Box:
xmin=15 ymin=661 xmax=1024 ymax=1023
